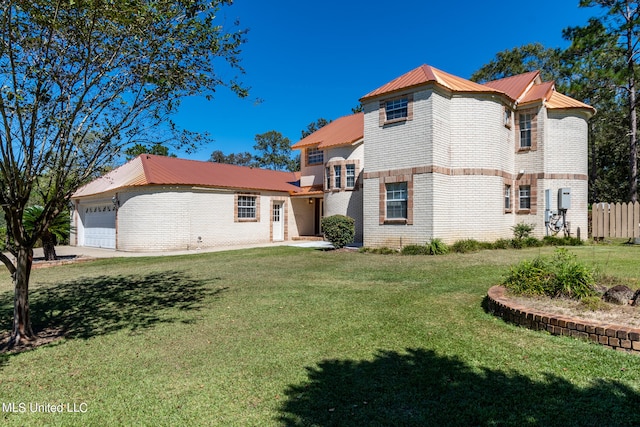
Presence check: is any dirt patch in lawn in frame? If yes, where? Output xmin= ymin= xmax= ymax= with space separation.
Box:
xmin=508 ymin=294 xmax=640 ymax=329
xmin=0 ymin=327 xmax=65 ymax=354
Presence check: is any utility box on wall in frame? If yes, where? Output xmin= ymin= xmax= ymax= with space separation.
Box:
xmin=558 ymin=188 xmax=571 ymax=210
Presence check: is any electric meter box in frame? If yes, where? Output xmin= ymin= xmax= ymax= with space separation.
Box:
xmin=558 ymin=188 xmax=571 ymax=210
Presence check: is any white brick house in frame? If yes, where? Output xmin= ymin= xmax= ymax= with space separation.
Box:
xmin=71 ymin=155 xmax=301 ymax=251
xmin=73 ymin=64 xmax=593 ymax=251
xmin=294 ymin=65 xmax=594 ymax=247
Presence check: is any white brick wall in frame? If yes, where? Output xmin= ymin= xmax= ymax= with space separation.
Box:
xmin=80 ymin=186 xmax=296 ymax=252
xmin=361 ymin=86 xmax=590 ymax=247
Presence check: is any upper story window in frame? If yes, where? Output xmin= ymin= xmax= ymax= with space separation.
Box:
xmin=346 ymin=164 xmax=356 ymax=188
xmin=519 ymin=113 xmax=533 ymax=148
xmin=504 ymin=107 xmax=512 ymax=128
xmin=307 ymin=147 xmax=323 ymax=165
xmin=379 ymin=94 xmax=413 ymax=125
xmin=385 ymin=98 xmax=408 ymax=120
xmin=334 ymin=165 xmax=341 ymax=189
xmin=325 ymin=167 xmax=331 ymax=190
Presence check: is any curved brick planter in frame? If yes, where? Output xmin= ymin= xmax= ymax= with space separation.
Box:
xmin=486 ymin=285 xmax=640 ymax=354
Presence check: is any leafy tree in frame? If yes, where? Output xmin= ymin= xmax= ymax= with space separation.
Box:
xmin=23 ymin=206 xmax=70 ymax=261
xmin=301 ymin=118 xmax=331 ymax=139
xmin=470 ymin=43 xmax=568 ymax=90
xmin=209 ymin=150 xmax=255 ymax=166
xmin=0 ymin=0 xmax=247 ymax=346
xmin=566 ymin=1 xmax=640 ymax=202
xmin=563 ymin=18 xmax=630 ymax=202
xmin=253 ymin=130 xmax=297 ymax=171
xmin=124 ymin=143 xmax=177 ymax=161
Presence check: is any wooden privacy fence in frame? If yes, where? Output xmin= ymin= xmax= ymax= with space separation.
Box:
xmin=592 ymin=202 xmax=640 ymax=239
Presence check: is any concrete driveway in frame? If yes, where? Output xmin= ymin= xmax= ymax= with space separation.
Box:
xmin=32 ymin=240 xmax=336 ymax=259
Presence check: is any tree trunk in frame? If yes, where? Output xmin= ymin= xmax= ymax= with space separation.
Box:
xmin=10 ymin=246 xmax=35 ymax=346
xmin=41 ymin=231 xmax=58 ymax=261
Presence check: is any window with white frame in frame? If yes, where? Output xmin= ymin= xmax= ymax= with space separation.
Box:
xmin=519 ymin=113 xmax=532 ymax=148
xmin=505 ymin=185 xmax=511 ymax=210
xmin=237 ymin=195 xmax=257 ymax=219
xmin=519 ymin=185 xmax=531 ymax=210
xmin=334 ymin=165 xmax=341 ymax=189
xmin=346 ymin=164 xmax=356 ymax=188
xmin=307 ymin=147 xmax=323 ymax=165
xmin=386 ymin=182 xmax=408 ymax=219
xmin=385 ymin=98 xmax=409 ymax=121
xmin=325 ymin=167 xmax=331 ymax=190
xmin=504 ymin=107 xmax=512 ymax=128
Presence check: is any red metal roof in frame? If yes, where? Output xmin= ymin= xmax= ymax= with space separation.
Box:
xmin=73 ymin=155 xmax=301 ymax=197
xmin=361 ymin=64 xmax=594 ymax=114
xmin=546 ymin=91 xmax=596 ymax=114
xmin=360 ymin=64 xmax=503 ymax=101
xmin=482 ymin=71 xmax=540 ymax=100
xmin=291 ymin=113 xmax=363 ymax=150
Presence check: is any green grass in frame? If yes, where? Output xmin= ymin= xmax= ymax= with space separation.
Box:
xmin=0 ymin=244 xmax=640 ymax=425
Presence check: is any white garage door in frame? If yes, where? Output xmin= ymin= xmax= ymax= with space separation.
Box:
xmin=83 ymin=204 xmax=116 ymax=249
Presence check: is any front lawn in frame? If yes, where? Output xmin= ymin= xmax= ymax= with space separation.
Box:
xmin=0 ymin=245 xmax=639 ymax=426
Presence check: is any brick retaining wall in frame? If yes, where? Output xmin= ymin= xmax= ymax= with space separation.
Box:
xmin=486 ymin=285 xmax=640 ymax=354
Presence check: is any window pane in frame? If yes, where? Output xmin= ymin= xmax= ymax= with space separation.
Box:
xmin=238 ymin=196 xmax=256 ymax=218
xmin=307 ymin=147 xmax=323 ymax=165
xmin=385 ymin=98 xmax=408 ymax=120
xmin=505 ymin=185 xmax=511 ymax=210
xmin=519 ymin=186 xmax=530 ymax=209
xmin=334 ymin=165 xmax=341 ymax=188
xmin=519 ymin=113 xmax=532 ymax=148
xmin=386 ymin=182 xmax=407 ymax=219
xmin=346 ymin=164 xmax=355 ymax=187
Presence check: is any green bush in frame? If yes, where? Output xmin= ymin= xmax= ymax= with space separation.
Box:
xmin=512 ymin=222 xmax=535 ymax=240
xmin=426 ymin=238 xmax=449 ymax=255
xmin=321 ymin=215 xmax=355 ymax=249
xmin=401 ymin=244 xmax=429 ymax=255
xmin=522 ymin=237 xmax=543 ymax=248
xmin=359 ymin=246 xmax=398 ymax=255
xmin=503 ymin=248 xmax=596 ymax=299
xmin=542 ymin=236 xmax=584 ymax=246
xmin=492 ymin=239 xmax=512 ymax=249
xmin=451 ymin=239 xmax=481 ymax=253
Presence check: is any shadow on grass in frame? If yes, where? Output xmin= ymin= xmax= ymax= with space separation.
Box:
xmin=279 ymin=348 xmax=640 ymax=426
xmin=0 ymin=271 xmax=225 ymax=347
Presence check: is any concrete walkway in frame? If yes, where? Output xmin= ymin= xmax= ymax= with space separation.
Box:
xmin=32 ymin=240 xmax=336 ymax=259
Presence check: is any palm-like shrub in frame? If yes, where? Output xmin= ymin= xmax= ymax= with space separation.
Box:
xmin=23 ymin=206 xmax=70 ymax=260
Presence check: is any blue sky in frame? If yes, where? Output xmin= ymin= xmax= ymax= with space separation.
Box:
xmin=172 ymin=0 xmax=600 ymax=161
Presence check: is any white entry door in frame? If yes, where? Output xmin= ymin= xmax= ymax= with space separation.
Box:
xmin=272 ymin=202 xmax=284 ymax=241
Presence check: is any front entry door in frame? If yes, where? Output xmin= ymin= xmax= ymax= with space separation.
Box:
xmin=272 ymin=202 xmax=284 ymax=241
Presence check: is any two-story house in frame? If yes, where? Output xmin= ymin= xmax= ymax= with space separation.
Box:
xmin=72 ymin=63 xmax=593 ymax=252
xmin=294 ymin=64 xmax=594 ymax=247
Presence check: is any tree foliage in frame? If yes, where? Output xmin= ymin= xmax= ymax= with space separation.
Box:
xmin=470 ymin=43 xmax=568 ymax=90
xmin=0 ymin=0 xmax=248 ymax=346
xmin=208 ymin=150 xmax=255 ymax=166
xmin=301 ymin=118 xmax=331 ymax=139
xmin=253 ymin=130 xmax=297 ymax=171
xmin=124 ymin=143 xmax=177 ymax=161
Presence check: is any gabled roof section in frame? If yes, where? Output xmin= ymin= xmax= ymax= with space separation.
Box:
xmin=546 ymin=91 xmax=595 ymax=114
xmin=291 ymin=113 xmax=363 ymax=150
xmin=360 ymin=64 xmax=503 ymax=101
xmin=519 ymin=81 xmax=555 ymax=105
xmin=482 ymin=71 xmax=541 ymax=101
xmin=73 ymin=154 xmax=301 ymax=198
